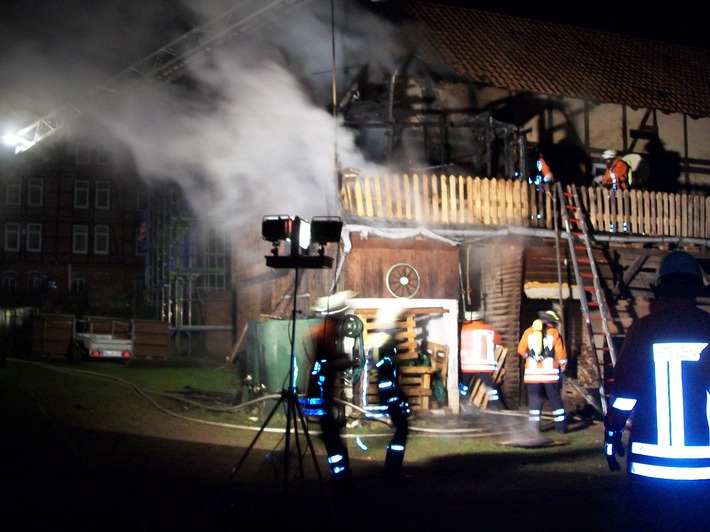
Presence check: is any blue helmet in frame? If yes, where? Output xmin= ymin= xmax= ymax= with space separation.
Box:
xmin=654 ymin=251 xmax=705 ymax=297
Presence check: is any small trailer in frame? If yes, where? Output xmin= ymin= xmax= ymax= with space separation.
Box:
xmin=67 ymin=316 xmax=133 ymax=364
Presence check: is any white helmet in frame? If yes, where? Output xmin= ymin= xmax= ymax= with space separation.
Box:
xmin=311 ymin=290 xmax=357 ymax=315
xmin=602 ymin=149 xmax=617 ymax=160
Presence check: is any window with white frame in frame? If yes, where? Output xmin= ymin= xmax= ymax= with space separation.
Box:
xmin=26 ymin=223 xmax=42 ymax=252
xmin=4 ymin=223 xmax=20 ymax=252
xmin=28 ymin=271 xmax=43 ymax=291
xmin=71 ymin=272 xmax=86 ymax=292
xmin=2 ymin=271 xmax=17 ymax=291
xmin=73 ymin=225 xmax=89 ymax=254
xmin=95 ymin=181 xmax=110 ymax=209
xmin=74 ymin=180 xmax=89 ymax=208
xmin=28 ymin=178 xmax=43 ymax=206
xmin=6 ymin=179 xmax=21 ymax=205
xmin=94 ymin=225 xmax=109 ymax=254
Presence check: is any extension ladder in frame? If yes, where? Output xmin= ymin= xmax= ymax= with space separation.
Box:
xmin=557 ymin=183 xmax=618 ymax=414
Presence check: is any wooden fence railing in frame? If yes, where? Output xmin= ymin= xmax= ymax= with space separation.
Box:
xmin=340 ymin=174 xmax=710 ymax=239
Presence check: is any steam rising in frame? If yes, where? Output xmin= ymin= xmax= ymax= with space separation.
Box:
xmin=1 ymin=0 xmax=406 ymax=230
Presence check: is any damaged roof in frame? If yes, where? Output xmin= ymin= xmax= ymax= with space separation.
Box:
xmin=390 ymin=2 xmax=710 ymax=118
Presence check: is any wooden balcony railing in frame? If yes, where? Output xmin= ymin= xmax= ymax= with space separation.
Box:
xmin=341 ymin=174 xmax=710 ymax=240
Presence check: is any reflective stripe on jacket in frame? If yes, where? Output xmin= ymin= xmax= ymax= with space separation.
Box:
xmin=517 ymin=324 xmax=567 ymax=384
xmin=460 ymin=320 xmax=500 ymax=373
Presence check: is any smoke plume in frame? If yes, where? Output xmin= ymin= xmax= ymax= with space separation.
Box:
xmin=2 ymin=1 xmax=408 ymax=230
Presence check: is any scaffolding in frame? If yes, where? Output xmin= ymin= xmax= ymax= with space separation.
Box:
xmin=146 ymin=184 xmax=232 ymax=355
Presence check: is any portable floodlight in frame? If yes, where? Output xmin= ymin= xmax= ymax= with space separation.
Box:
xmin=310 ymin=216 xmax=343 ymax=245
xmin=262 ymin=214 xmax=341 ymax=269
xmin=261 ymin=215 xmax=292 ymax=244
xmin=293 ymin=216 xmax=311 ymax=254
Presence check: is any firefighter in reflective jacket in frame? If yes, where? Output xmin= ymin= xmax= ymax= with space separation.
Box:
xmin=596 ymin=149 xmax=631 ymax=190
xmin=517 ymin=311 xmax=568 ymax=433
xmin=603 ymin=251 xmax=710 ymax=529
xmin=368 ymin=330 xmax=411 ymax=483
xmin=302 ymin=291 xmax=357 ymax=490
xmin=459 ymin=311 xmax=504 ymax=412
xmin=604 ymin=251 xmax=710 ymax=479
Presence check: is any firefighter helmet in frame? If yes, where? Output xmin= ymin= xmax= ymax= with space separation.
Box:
xmin=538 ymin=310 xmax=560 ymax=324
xmin=602 ymin=149 xmax=617 ymax=160
xmin=654 ymin=251 xmax=705 ymax=297
xmin=311 ymin=290 xmax=357 ymax=315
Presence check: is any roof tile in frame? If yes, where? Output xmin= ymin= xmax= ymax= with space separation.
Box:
xmin=398 ymin=3 xmax=710 ymax=117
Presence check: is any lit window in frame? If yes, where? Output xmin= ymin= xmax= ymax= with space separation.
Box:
xmin=94 ymin=225 xmax=109 ymax=255
xmin=73 ymin=225 xmax=88 ymax=254
xmin=28 ymin=178 xmax=43 ymax=206
xmin=4 ymin=223 xmax=20 ymax=251
xmin=6 ymin=179 xmax=21 ymax=205
xmin=74 ymin=180 xmax=89 ymax=208
xmin=95 ymin=181 xmax=110 ymax=209
xmin=26 ymin=223 xmax=42 ymax=252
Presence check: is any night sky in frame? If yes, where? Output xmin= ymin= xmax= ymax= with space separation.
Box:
xmin=434 ymin=0 xmax=709 ymax=49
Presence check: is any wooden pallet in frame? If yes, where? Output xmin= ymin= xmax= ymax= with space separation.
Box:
xmin=468 ymin=346 xmax=508 ymax=408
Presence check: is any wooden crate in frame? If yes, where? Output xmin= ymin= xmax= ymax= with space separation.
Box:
xmin=353 ymin=309 xmax=443 ymax=412
xmin=398 ymin=365 xmax=434 ymax=410
xmin=132 ymin=319 xmax=169 ymax=359
xmin=469 ymin=346 xmax=509 ymax=409
xmin=422 ymin=341 xmax=450 ymax=409
xmin=31 ymin=314 xmax=75 ymax=357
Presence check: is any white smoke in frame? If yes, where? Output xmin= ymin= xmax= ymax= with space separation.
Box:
xmin=2 ymin=0 xmax=408 ymax=230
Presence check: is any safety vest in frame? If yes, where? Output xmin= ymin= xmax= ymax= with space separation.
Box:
xmin=460 ymin=327 xmax=496 ymax=373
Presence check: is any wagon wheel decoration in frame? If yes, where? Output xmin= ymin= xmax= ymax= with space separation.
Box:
xmin=385 ymin=263 xmax=421 ymax=298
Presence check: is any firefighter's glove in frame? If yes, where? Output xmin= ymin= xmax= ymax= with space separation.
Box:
xmin=604 ymin=429 xmax=624 ymax=472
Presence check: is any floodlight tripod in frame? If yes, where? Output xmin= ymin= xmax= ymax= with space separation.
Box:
xmin=223 ymin=267 xmax=327 ymax=498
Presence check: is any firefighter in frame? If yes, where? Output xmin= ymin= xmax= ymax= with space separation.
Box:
xmin=517 ymin=310 xmax=568 ymax=434
xmin=303 ymin=290 xmax=357 ymax=491
xmin=458 ymin=311 xmax=504 ymax=414
xmin=595 ymin=149 xmax=631 ymax=190
xmin=366 ymin=303 xmax=411 ymax=483
xmin=603 ymin=251 xmax=710 ymax=528
xmin=535 ymin=153 xmax=554 ymax=185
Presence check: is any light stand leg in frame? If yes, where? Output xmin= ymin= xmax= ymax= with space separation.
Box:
xmin=220 ymin=267 xmax=328 ymax=500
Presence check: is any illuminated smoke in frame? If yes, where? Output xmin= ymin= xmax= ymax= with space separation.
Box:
xmin=2 ymin=1 xmax=408 ymax=229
